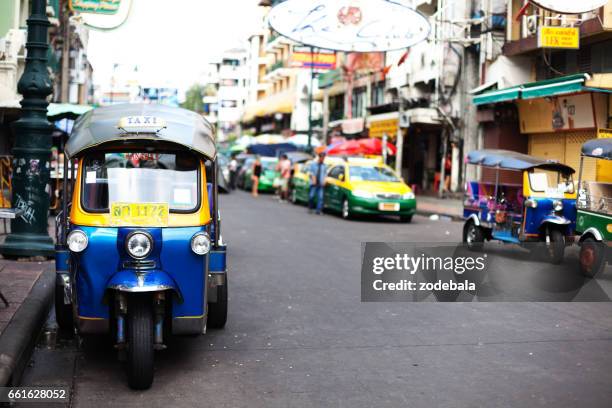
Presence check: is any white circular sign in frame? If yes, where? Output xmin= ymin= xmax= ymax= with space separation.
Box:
xmin=268 ymin=0 xmax=431 ymax=52
xmin=530 ymin=0 xmax=608 ymax=14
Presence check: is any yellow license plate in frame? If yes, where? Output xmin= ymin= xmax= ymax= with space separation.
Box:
xmin=110 ymin=202 xmax=169 ymax=227
xmin=379 ymin=202 xmax=400 ymax=211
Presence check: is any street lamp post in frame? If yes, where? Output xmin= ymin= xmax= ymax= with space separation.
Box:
xmin=0 ymin=0 xmax=55 ymax=257
xmin=307 ymin=46 xmax=314 ymax=152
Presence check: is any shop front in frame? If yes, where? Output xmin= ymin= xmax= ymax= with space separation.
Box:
xmin=473 ymin=74 xmax=612 ymax=183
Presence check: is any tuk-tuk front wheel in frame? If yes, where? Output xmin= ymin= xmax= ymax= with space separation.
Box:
xmin=579 ymin=238 xmax=606 ymax=278
xmin=463 ymin=222 xmax=484 ymax=251
xmin=127 ymin=294 xmax=154 ymax=390
xmin=208 ymin=280 xmax=228 ymax=329
xmin=54 ymin=282 xmax=73 ymax=331
xmin=547 ymin=229 xmax=565 ymax=265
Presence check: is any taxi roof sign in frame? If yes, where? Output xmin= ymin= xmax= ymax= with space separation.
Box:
xmin=118 ymin=116 xmax=167 ymax=133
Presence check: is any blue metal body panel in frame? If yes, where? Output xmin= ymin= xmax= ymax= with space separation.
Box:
xmin=209 ymin=245 xmax=227 ymax=273
xmin=491 ymin=230 xmax=521 ymax=244
xmin=55 ymin=248 xmax=70 ymax=273
xmin=523 ymin=198 xmax=576 ymax=235
xmin=72 ymin=225 xmax=207 ymax=320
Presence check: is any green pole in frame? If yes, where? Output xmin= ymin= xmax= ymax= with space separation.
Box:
xmin=0 ymin=0 xmax=54 ymax=257
xmin=307 ymin=46 xmax=314 ymax=152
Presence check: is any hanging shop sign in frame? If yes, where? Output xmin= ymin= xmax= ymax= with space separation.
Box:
xmin=289 ymin=46 xmax=337 ymax=70
xmin=268 ymin=0 xmax=430 ymax=52
xmin=70 ymin=0 xmax=121 ymax=14
xmin=598 ymin=128 xmax=612 ymax=139
xmin=538 ymin=27 xmax=580 ymax=49
xmin=530 ymin=1 xmax=608 ymax=14
xmin=369 ymin=118 xmax=398 ymax=139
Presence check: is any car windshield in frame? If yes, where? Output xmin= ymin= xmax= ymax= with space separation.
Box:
xmin=262 ymin=160 xmax=278 ymax=171
xmin=82 ymin=152 xmax=200 ymax=212
xmin=349 ymin=166 xmax=400 ymax=182
xmin=528 ymin=169 xmax=574 ymax=196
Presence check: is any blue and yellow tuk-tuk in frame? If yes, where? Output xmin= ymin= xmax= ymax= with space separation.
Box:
xmin=54 ymin=104 xmax=228 ymax=389
xmin=463 ymin=150 xmax=576 ymax=264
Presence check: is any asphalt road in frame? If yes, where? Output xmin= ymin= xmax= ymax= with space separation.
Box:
xmin=19 ymin=191 xmax=612 ymax=408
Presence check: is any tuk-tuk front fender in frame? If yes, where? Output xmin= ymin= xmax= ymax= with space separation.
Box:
xmin=106 ymin=269 xmax=183 ymax=303
xmin=539 ymin=215 xmax=572 ymax=227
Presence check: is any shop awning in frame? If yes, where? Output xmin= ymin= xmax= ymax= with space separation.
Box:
xmin=472 ymin=74 xmax=597 ymax=106
xmin=521 ymin=74 xmax=588 ymax=99
xmin=472 ymin=86 xmax=521 ymax=106
xmin=47 ymin=103 xmax=93 ymax=120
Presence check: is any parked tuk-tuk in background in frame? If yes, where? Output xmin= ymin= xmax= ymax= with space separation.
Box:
xmin=54 ymin=104 xmax=228 ymax=389
xmin=576 ymin=138 xmax=612 ymax=277
xmin=463 ymin=150 xmax=576 ymax=264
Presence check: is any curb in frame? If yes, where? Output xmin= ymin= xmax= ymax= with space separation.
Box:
xmin=0 ymin=265 xmax=54 ymax=386
xmin=416 ymin=208 xmax=464 ymax=222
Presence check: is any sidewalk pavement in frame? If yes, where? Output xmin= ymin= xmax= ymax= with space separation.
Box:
xmin=0 ymin=255 xmax=54 ymax=386
xmin=416 ymin=195 xmax=464 ymax=220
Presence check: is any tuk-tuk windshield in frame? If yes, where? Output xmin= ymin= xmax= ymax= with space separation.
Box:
xmin=528 ymin=169 xmax=574 ymax=196
xmin=82 ymin=152 xmax=200 ymax=212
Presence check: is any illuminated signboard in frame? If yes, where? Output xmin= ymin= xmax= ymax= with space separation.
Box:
xmin=268 ymin=0 xmax=430 ymax=52
xmin=538 ymin=27 xmax=580 ymax=49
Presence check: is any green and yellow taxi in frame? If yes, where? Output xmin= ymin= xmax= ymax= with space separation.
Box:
xmin=291 ymin=157 xmax=417 ymax=222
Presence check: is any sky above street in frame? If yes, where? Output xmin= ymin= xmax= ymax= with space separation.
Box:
xmin=87 ymin=0 xmax=261 ymax=96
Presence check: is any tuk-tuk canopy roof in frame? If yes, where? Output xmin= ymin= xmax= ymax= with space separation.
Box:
xmin=467 ymin=149 xmax=575 ymax=174
xmin=65 ymin=104 xmax=216 ymax=159
xmin=581 ymin=138 xmax=612 ymax=160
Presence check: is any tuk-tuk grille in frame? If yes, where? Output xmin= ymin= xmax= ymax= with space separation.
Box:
xmin=122 ymin=260 xmax=156 ymax=270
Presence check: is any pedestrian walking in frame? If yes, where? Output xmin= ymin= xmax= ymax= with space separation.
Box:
xmin=276 ymin=153 xmax=291 ymax=201
xmin=308 ymin=152 xmax=328 ymax=214
xmin=252 ymin=156 xmax=262 ymax=197
xmin=229 ymin=154 xmax=238 ymax=190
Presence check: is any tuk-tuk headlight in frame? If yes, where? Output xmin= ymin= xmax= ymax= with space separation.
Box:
xmin=191 ymin=232 xmax=211 ymax=255
xmin=67 ymin=230 xmax=88 ymax=253
xmin=126 ymin=232 xmax=153 ymax=259
xmin=553 ymin=200 xmax=563 ymax=212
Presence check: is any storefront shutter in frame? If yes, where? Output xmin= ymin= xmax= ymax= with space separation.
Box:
xmin=528 ymin=131 xmax=597 ymax=182
xmin=529 ymin=133 xmax=566 ymax=163
xmin=565 ymin=131 xmax=597 ymax=182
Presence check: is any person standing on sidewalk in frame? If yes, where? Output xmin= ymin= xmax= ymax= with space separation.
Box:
xmin=228 ymin=154 xmax=238 ymax=190
xmin=252 ymin=156 xmax=262 ymax=197
xmin=276 ymin=154 xmax=291 ymax=201
xmin=308 ymin=152 xmax=328 ymax=214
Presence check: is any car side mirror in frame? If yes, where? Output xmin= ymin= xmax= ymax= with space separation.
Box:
xmin=338 ymin=174 xmax=345 ymax=181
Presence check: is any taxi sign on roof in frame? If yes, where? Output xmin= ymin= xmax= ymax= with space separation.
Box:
xmin=118 ymin=116 xmax=167 ymax=132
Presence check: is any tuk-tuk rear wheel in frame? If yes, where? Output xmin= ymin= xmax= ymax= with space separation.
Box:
xmin=547 ymin=229 xmax=565 ymax=265
xmin=127 ymin=294 xmax=155 ymax=390
xmin=579 ymin=238 xmax=606 ymax=278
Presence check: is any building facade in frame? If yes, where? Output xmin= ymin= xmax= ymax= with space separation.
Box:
xmin=201 ymin=48 xmax=248 ymax=141
xmin=473 ymin=1 xmax=612 ymax=184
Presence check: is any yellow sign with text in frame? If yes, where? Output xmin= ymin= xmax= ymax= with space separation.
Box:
xmin=538 ymin=27 xmax=579 ymax=50
xmin=110 ymin=203 xmax=169 ymax=227
xmin=369 ymin=119 xmax=398 ymax=139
